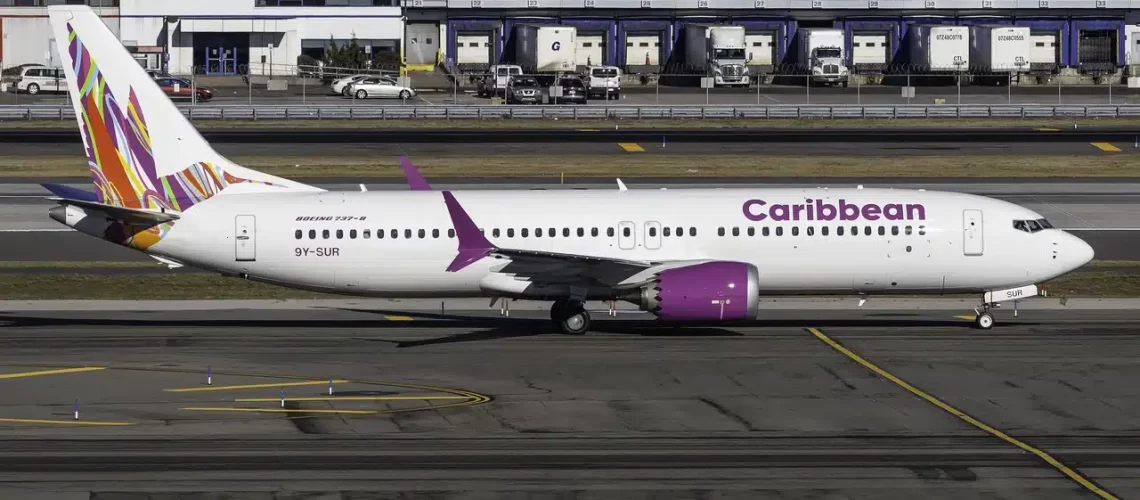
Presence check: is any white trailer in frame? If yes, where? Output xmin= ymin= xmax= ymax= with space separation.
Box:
xmin=970 ymin=26 xmax=1031 ymax=73
xmin=511 ymin=24 xmax=577 ymax=74
xmin=908 ymin=25 xmax=970 ymax=72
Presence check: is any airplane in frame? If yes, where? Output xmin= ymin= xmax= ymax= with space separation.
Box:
xmin=41 ymin=6 xmax=1093 ymax=334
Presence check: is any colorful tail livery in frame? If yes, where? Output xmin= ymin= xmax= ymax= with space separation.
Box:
xmin=47 ymin=6 xmax=321 ymax=215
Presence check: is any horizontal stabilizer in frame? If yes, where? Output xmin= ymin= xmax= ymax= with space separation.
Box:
xmin=49 ymin=197 xmax=180 ymax=225
xmin=41 ymin=183 xmax=98 ymax=202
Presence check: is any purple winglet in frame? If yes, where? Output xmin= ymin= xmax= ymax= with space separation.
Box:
xmin=442 ymin=191 xmax=495 ymax=272
xmin=400 ymin=156 xmax=432 ymax=191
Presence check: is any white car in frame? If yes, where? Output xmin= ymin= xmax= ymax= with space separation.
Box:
xmin=14 ymin=65 xmax=67 ymax=95
xmin=329 ymin=74 xmax=372 ymax=96
xmin=347 ymin=77 xmax=416 ymax=100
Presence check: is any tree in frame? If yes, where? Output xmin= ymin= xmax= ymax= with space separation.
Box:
xmin=323 ymin=35 xmax=367 ymax=69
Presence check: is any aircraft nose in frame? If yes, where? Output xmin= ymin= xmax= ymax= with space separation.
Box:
xmin=1066 ymin=232 xmax=1095 ymax=269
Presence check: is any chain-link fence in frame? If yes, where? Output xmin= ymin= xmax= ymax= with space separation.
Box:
xmin=0 ymin=60 xmax=1133 ymax=108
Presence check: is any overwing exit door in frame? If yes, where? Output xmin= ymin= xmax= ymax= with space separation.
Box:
xmin=235 ymin=215 xmax=256 ymax=261
xmin=618 ymin=221 xmax=636 ymax=250
xmin=963 ymin=209 xmax=983 ymax=256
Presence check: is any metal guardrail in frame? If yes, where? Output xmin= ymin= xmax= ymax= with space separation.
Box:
xmin=3 ymin=104 xmax=1140 ymax=121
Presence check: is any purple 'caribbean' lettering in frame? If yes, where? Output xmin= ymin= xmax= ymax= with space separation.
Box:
xmin=743 ymin=199 xmax=926 ymax=222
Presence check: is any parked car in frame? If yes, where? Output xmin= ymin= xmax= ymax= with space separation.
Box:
xmin=329 ymin=74 xmax=372 ymax=96
xmin=154 ymin=77 xmax=213 ymax=102
xmin=505 ymin=75 xmax=542 ymax=104
xmin=583 ymin=65 xmax=621 ymax=100
xmin=348 ymin=77 xmax=416 ymax=100
xmin=13 ymin=65 xmax=65 ymax=95
xmin=549 ymin=76 xmax=587 ymax=104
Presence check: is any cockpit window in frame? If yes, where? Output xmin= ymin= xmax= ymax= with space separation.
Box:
xmin=1013 ymin=218 xmax=1054 ymax=233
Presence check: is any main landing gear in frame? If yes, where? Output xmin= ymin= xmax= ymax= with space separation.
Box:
xmin=973 ymin=297 xmax=998 ymax=330
xmin=551 ymin=298 xmax=590 ymax=335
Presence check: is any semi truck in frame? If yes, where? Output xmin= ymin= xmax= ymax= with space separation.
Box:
xmin=680 ymin=24 xmax=751 ymax=87
xmin=796 ymin=28 xmax=849 ymax=87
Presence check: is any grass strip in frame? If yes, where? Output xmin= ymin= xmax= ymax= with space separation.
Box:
xmin=0 ymin=270 xmax=1134 ymax=300
xmin=0 ymin=117 xmax=1133 ymax=130
xmin=5 ymin=154 xmax=1140 ymax=179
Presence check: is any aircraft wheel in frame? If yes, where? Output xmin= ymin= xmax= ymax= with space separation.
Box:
xmin=553 ymin=299 xmax=589 ymax=335
xmin=975 ymin=312 xmax=994 ymax=330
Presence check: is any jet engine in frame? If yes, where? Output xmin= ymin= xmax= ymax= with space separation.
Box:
xmin=626 ymin=261 xmax=760 ymax=321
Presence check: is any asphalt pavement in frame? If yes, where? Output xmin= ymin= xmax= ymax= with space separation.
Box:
xmin=0 ymin=304 xmax=1138 ymax=498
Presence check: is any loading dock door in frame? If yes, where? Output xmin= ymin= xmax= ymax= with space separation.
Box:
xmin=745 ymin=33 xmax=775 ymax=66
xmin=1031 ymin=34 xmax=1059 ymax=68
xmin=963 ymin=210 xmax=983 ymax=256
xmin=625 ymin=35 xmax=660 ymax=66
xmin=852 ymin=34 xmax=889 ymax=66
xmin=577 ymin=34 xmax=604 ymax=67
xmin=405 ymin=23 xmax=440 ymax=66
xmin=456 ymin=34 xmax=491 ymax=65
xmin=235 ymin=215 xmax=256 ymax=262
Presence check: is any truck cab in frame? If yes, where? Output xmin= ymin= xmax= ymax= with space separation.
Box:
xmin=477 ymin=64 xmax=523 ymax=98
xmin=810 ymin=46 xmax=849 ymax=87
xmin=583 ymin=65 xmax=621 ymax=99
xmin=707 ymin=26 xmax=750 ymax=87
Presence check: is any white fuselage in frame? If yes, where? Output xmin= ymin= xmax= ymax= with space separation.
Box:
xmin=91 ymin=187 xmax=1093 ymax=300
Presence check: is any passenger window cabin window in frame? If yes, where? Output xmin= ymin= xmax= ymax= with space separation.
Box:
xmin=851 ymin=226 xmax=858 ymax=236
xmin=535 ymin=228 xmax=542 ymax=238
xmin=747 ymin=227 xmax=755 ymax=237
xmin=649 ymin=226 xmax=657 ymax=237
xmin=762 ymin=227 xmax=770 ymax=236
xmin=433 ymin=229 xmax=440 ymax=238
xmin=732 ymin=227 xmax=740 ymax=237
xmin=878 ymin=227 xmax=885 ymax=236
xmin=563 ymin=228 xmax=570 ymax=237
xmin=577 ymin=228 xmax=585 ymax=237
xmin=337 ymin=230 xmax=344 ymax=239
xmin=295 ymin=229 xmax=302 ymax=239
xmin=905 ymin=226 xmax=912 ymax=235
xmin=309 ymin=229 xmax=316 ymax=239
xmin=690 ymin=227 xmax=697 ymax=236
xmin=864 ymin=226 xmax=872 ymax=236
xmin=718 ymin=227 xmax=726 ymax=237
xmin=776 ymin=227 xmax=784 ymax=236
xmin=792 ymin=227 xmax=799 ymax=236
xmin=323 ymin=229 xmax=330 ymax=239
xmin=493 ymin=229 xmax=500 ymax=238
xmin=663 ymin=227 xmax=671 ymax=237
xmin=622 ymin=227 xmax=631 ymax=237
xmin=891 ymin=226 xmax=899 ymax=236
xmin=378 ymin=229 xmax=385 ymax=239
xmin=418 ymin=229 xmax=425 ymax=239
xmin=608 ymin=228 xmax=615 ymax=237
xmin=822 ymin=226 xmax=829 ymax=236
xmin=392 ymin=229 xmax=398 ymax=239
xmin=364 ymin=229 xmax=371 ymax=239
xmin=592 ymin=228 xmax=599 ymax=237
xmin=549 ymin=228 xmax=556 ymax=237
xmin=837 ymin=226 xmax=844 ymax=236
xmin=508 ymin=228 xmax=515 ymax=238
xmin=522 ymin=228 xmax=529 ymax=237
xmin=350 ymin=229 xmax=357 ymax=239
xmin=676 ymin=227 xmax=683 ymax=236
xmin=807 ymin=226 xmax=815 ymax=236
xmin=448 ymin=229 xmax=455 ymax=238
xmin=919 ymin=225 xmax=926 ymax=235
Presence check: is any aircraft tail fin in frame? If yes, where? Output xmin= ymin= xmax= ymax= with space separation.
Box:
xmin=48 ymin=5 xmax=322 ymax=214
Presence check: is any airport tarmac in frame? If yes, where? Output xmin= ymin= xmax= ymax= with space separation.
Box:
xmin=2 ymin=140 xmax=1134 ymax=158
xmin=0 ymin=303 xmax=1138 ymax=498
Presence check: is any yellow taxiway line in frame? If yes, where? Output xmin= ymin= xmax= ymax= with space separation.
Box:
xmin=806 ymin=327 xmax=1118 ymax=500
xmin=165 ymin=379 xmax=350 ymax=393
xmin=0 ymin=417 xmax=132 ymax=426
xmin=383 ymin=315 xmax=415 ymax=321
xmin=1091 ymin=142 xmax=1122 ymax=152
xmin=181 ymin=407 xmax=377 ymax=415
xmin=0 ymin=367 xmax=105 ymax=379
xmin=618 ymin=142 xmax=645 ymax=152
xmin=234 ymin=395 xmax=469 ymax=402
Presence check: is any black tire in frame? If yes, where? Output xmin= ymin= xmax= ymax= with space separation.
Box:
xmin=26 ymin=83 xmax=39 ymax=95
xmin=355 ymin=89 xmax=367 ymax=99
xmin=974 ymin=312 xmax=995 ymax=329
xmin=558 ymin=300 xmax=590 ymax=335
xmin=399 ymin=90 xmax=411 ymax=99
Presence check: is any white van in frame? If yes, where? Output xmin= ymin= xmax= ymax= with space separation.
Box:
xmin=583 ymin=65 xmax=621 ymax=99
xmin=14 ymin=65 xmax=66 ymax=95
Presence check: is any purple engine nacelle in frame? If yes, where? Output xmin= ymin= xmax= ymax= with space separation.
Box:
xmin=634 ymin=261 xmax=760 ymax=321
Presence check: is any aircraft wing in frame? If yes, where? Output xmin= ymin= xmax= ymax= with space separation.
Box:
xmin=441 ymin=190 xmax=709 ymax=290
